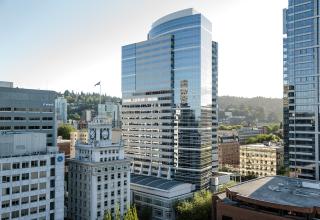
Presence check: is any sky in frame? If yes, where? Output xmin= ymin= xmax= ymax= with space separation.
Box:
xmin=0 ymin=0 xmax=287 ymax=98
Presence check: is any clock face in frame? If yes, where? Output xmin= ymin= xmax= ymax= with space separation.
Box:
xmin=89 ymin=129 xmax=96 ymax=140
xmin=101 ymin=128 xmax=109 ymax=140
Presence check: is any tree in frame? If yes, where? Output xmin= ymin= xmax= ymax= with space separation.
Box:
xmin=175 ymin=190 xmax=212 ymax=220
xmin=57 ymin=124 xmax=76 ymax=139
xmin=115 ymin=204 xmax=121 ymax=220
xmin=124 ymin=205 xmax=139 ymax=220
xmin=103 ymin=211 xmax=112 ymax=220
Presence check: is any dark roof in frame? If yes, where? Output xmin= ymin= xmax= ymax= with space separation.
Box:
xmin=131 ymin=174 xmax=188 ymax=190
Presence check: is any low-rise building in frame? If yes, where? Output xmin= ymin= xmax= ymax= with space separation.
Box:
xmin=212 ymin=176 xmax=320 ymax=220
xmin=0 ymin=132 xmax=64 ymax=220
xmin=240 ymin=143 xmax=283 ymax=177
xmin=68 ymin=105 xmax=130 ymax=220
xmin=57 ymin=137 xmax=73 ymax=159
xmin=131 ymin=174 xmax=194 ymax=220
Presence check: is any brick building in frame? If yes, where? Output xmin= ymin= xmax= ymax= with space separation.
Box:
xmin=212 ymin=176 xmax=320 ymax=220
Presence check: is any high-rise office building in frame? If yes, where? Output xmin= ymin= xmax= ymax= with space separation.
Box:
xmin=0 ymin=82 xmax=57 ymax=147
xmin=283 ymin=0 xmax=320 ymax=180
xmin=122 ymin=8 xmax=218 ymax=189
xmin=0 ymin=132 xmax=64 ymax=220
xmin=68 ymin=104 xmax=130 ymax=220
xmin=55 ymin=97 xmax=68 ymax=124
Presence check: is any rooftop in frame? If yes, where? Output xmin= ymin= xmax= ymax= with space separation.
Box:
xmin=131 ymin=174 xmax=190 ymax=191
xmin=151 ymin=8 xmax=198 ymax=29
xmin=228 ymin=176 xmax=320 ymax=208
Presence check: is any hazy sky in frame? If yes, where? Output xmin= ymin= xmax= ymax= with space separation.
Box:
xmin=0 ymin=0 xmax=287 ymax=98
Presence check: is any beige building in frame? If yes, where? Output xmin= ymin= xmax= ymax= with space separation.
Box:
xmin=240 ymin=143 xmax=283 ymax=177
xmin=70 ymin=130 xmax=88 ymax=147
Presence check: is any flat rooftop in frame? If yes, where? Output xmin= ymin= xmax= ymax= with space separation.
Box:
xmin=228 ymin=176 xmax=320 ymax=208
xmin=131 ymin=174 xmax=189 ymax=191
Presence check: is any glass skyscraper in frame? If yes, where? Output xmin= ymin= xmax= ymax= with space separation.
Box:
xmin=122 ymin=8 xmax=218 ymax=189
xmin=283 ymin=0 xmax=320 ymax=180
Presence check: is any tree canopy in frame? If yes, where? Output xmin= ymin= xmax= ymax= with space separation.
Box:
xmin=175 ymin=190 xmax=212 ymax=220
xmin=57 ymin=124 xmax=76 ymax=139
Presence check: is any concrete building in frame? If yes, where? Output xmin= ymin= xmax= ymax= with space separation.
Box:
xmin=55 ymin=97 xmax=67 ymax=125
xmin=283 ymin=0 xmax=320 ymax=180
xmin=68 ymin=104 xmax=130 ymax=220
xmin=81 ymin=110 xmax=92 ymax=122
xmin=122 ymin=8 xmax=218 ymax=190
xmin=70 ymin=130 xmax=88 ymax=149
xmin=0 ymin=82 xmax=57 ymax=147
xmin=240 ymin=143 xmax=284 ymax=177
xmin=105 ymin=101 xmax=121 ymax=129
xmin=131 ymin=174 xmax=194 ymax=220
xmin=0 ymin=132 xmax=64 ymax=220
xmin=218 ymin=135 xmax=240 ymax=170
xmin=237 ymin=127 xmax=264 ymax=144
xmin=212 ymin=176 xmax=320 ymax=220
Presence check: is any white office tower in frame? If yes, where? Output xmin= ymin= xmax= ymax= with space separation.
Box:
xmin=68 ymin=104 xmax=130 ymax=220
xmin=0 ymin=132 xmax=64 ymax=220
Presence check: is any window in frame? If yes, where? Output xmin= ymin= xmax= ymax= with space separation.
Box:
xmin=40 ymin=171 xmax=46 ymax=178
xmin=22 ymin=162 xmax=29 ymax=168
xmin=50 ymin=180 xmax=55 ymax=188
xmin=2 ymin=163 xmax=11 ymax=170
xmin=118 ymin=173 xmax=121 ymax=178
xmin=31 ymin=172 xmax=38 ymax=179
xmin=39 ymin=194 xmax=46 ymax=201
xmin=11 ymin=199 xmax=19 ymax=206
xmin=104 ymin=175 xmax=108 ymax=181
xmin=21 ymin=185 xmax=29 ymax=192
xmin=50 ymin=190 xmax=55 ymax=199
xmin=21 ymin=197 xmax=29 ymax=204
xmin=12 ymin=186 xmax=20 ymax=194
xmin=11 ymin=211 xmax=19 ymax=219
xmin=104 ymin=184 xmax=108 ymax=189
xmin=12 ymin=175 xmax=20 ymax=181
xmin=30 ymin=207 xmax=37 ymax=214
xmin=21 ymin=209 xmax=28 ymax=217
xmin=39 ymin=182 xmax=46 ymax=189
xmin=22 ymin=173 xmax=29 ymax=180
xmin=30 ymin=195 xmax=38 ymax=203
xmin=2 ymin=176 xmax=10 ymax=183
xmin=50 ymin=168 xmax=55 ymax=177
xmin=39 ymin=205 xmax=46 ymax=213
xmin=40 ymin=160 xmax=46 ymax=166
xmin=97 ymin=185 xmax=101 ymax=190
xmin=50 ymin=202 xmax=55 ymax=210
xmin=31 ymin=160 xmax=38 ymax=167
xmin=51 ymin=157 xmax=55 ymax=165
xmin=1 ymin=200 xmax=10 ymax=208
xmin=31 ymin=184 xmax=38 ymax=191
xmin=12 ymin=163 xmax=20 ymax=169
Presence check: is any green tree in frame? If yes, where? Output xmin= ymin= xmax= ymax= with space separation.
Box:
xmin=115 ymin=204 xmax=121 ymax=220
xmin=175 ymin=190 xmax=212 ymax=220
xmin=124 ymin=205 xmax=139 ymax=220
xmin=57 ymin=124 xmax=76 ymax=139
xmin=103 ymin=211 xmax=112 ymax=220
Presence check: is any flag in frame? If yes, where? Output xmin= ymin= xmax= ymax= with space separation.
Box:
xmin=94 ymin=81 xmax=101 ymax=86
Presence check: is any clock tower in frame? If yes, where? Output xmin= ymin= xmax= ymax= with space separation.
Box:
xmin=88 ymin=104 xmax=112 ymax=146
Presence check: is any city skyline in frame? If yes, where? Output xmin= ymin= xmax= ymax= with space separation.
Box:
xmin=0 ymin=0 xmax=287 ymax=98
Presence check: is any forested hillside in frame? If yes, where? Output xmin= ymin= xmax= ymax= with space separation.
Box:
xmin=218 ymin=96 xmax=282 ymax=124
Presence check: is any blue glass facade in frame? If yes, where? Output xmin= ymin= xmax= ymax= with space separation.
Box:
xmin=284 ymin=0 xmax=320 ymax=180
xmin=122 ymin=9 xmax=217 ymax=189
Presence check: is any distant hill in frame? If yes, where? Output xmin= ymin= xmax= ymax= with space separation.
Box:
xmin=218 ymin=96 xmax=283 ymax=124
